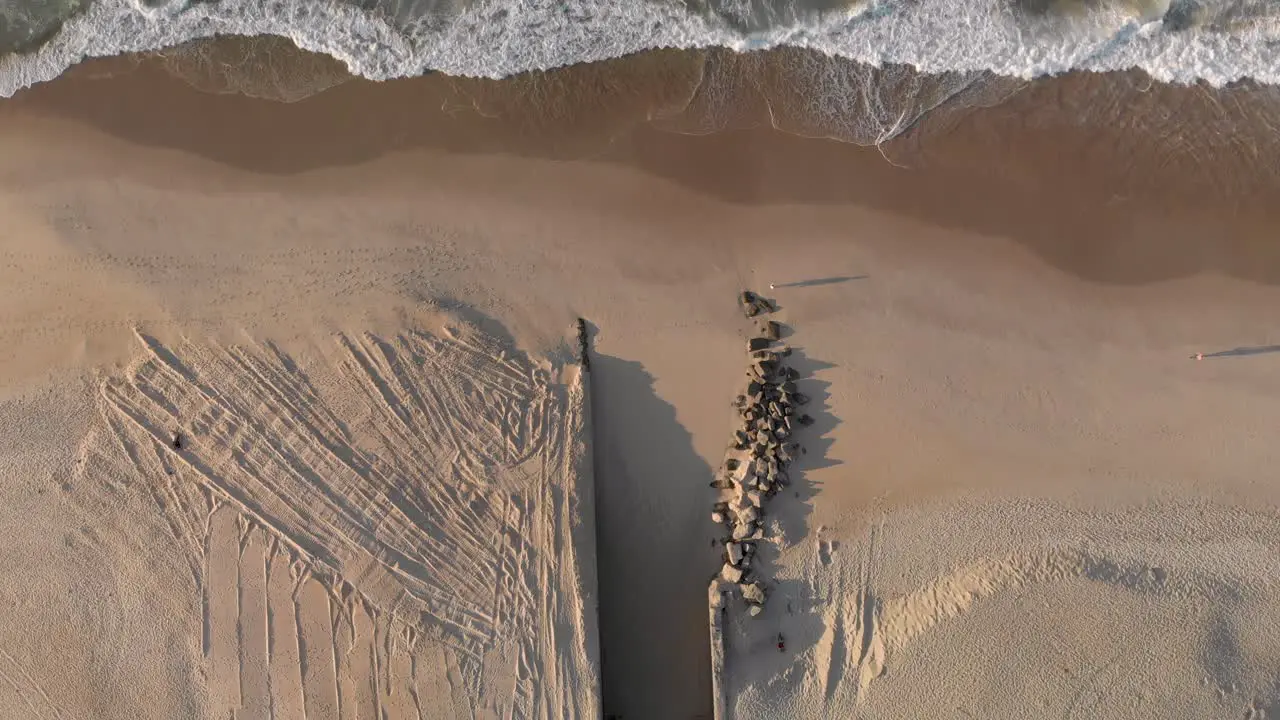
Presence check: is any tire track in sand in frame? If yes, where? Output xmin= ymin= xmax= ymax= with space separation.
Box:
xmin=96 ymin=324 xmax=599 ymax=719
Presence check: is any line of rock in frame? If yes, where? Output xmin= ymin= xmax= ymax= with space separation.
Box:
xmin=710 ymin=290 xmax=813 ymax=618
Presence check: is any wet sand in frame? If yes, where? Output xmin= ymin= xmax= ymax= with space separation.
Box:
xmin=2 ymin=47 xmax=1280 ymax=718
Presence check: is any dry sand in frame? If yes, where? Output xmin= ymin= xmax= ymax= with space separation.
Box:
xmin=2 ymin=51 xmax=1280 ymax=719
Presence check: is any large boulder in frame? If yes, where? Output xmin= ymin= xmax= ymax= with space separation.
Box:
xmin=721 ymin=563 xmax=745 ymax=584
xmin=726 ymin=542 xmax=745 ymax=566
xmin=741 ymin=582 xmax=767 ymax=605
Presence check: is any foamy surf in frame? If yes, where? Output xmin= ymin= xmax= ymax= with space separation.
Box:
xmin=2 ymin=0 xmax=1280 ymax=98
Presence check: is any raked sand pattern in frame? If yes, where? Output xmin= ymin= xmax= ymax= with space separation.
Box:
xmin=87 ymin=325 xmax=599 ymax=720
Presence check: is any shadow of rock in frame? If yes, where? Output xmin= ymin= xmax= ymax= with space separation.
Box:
xmin=588 ymin=349 xmax=720 ymax=719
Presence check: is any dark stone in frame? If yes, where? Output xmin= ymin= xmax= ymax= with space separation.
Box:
xmin=746 ymin=380 xmax=761 ymax=396
xmin=781 ymin=381 xmax=798 ymax=394
xmin=798 ymin=414 xmax=815 ymax=426
xmin=748 ymin=337 xmax=772 ymax=352
xmin=725 ymin=458 xmax=740 ymax=471
xmin=784 ymin=367 xmax=801 ymax=381
xmin=792 ymin=392 xmax=810 ymax=406
xmin=171 ymin=432 xmax=184 ymax=450
xmin=575 ymin=317 xmax=591 ymax=369
xmin=761 ymin=320 xmax=781 ymax=341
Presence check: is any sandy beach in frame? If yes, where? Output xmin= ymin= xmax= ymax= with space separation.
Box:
xmin=2 ymin=47 xmax=1280 ymax=719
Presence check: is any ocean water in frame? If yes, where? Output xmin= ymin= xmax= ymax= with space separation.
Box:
xmin=4 ymin=0 xmax=1280 ymax=193
xmin=3 ymin=0 xmax=1280 ymax=101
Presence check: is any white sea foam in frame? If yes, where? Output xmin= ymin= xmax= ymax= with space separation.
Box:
xmin=1 ymin=0 xmax=1279 ymax=97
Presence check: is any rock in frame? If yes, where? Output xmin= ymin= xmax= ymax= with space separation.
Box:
xmin=725 ymin=458 xmax=740 ymax=471
xmin=739 ymin=506 xmax=759 ymax=525
xmin=726 ymin=542 xmax=744 ymax=566
xmin=741 ymin=291 xmax=777 ymax=317
xmin=741 ymin=582 xmax=767 ymax=604
xmin=711 ymin=512 xmax=725 ymax=524
xmin=777 ymin=445 xmax=793 ymax=463
xmin=722 ymin=563 xmax=745 ymax=584
xmin=780 ymin=380 xmax=798 ymax=394
xmin=709 ymin=478 xmax=733 ymax=489
xmin=748 ymin=337 xmax=772 ymax=352
xmin=792 ymin=392 xmax=810 ymax=406
xmin=775 ymin=470 xmax=790 ymax=488
xmin=733 ymin=429 xmax=749 ymax=448
xmin=746 ymin=491 xmax=763 ymax=508
xmin=748 ymin=603 xmax=765 ymax=617
xmin=761 ymin=320 xmax=781 ymax=341
xmin=768 ymin=401 xmax=782 ymax=418
xmin=732 ymin=522 xmax=755 ymax=541
xmin=746 ymin=380 xmax=761 ymax=396
xmin=798 ymin=414 xmax=815 ymax=427
xmin=784 ymin=366 xmax=801 ymax=381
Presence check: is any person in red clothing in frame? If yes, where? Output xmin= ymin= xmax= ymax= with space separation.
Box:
xmin=777 ymin=633 xmax=785 ymax=652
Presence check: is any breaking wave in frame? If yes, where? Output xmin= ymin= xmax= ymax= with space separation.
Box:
xmin=2 ymin=0 xmax=1280 ymax=101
